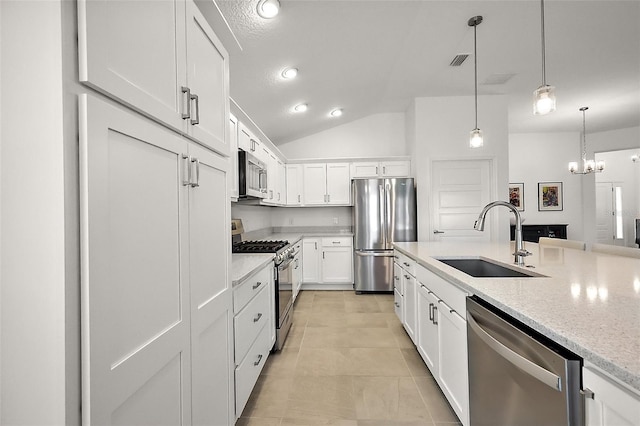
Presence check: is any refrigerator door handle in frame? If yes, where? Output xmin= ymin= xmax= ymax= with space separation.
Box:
xmin=379 ymin=184 xmax=386 ymax=247
xmin=355 ymin=251 xmax=393 ymax=257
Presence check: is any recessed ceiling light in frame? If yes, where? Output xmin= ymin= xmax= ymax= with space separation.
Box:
xmin=281 ymin=67 xmax=298 ymax=79
xmin=293 ymin=103 xmax=308 ymax=113
xmin=257 ymin=0 xmax=280 ymax=19
xmin=330 ymin=108 xmax=343 ymax=117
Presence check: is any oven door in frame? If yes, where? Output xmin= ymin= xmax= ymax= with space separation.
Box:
xmin=275 ymin=258 xmax=294 ymax=350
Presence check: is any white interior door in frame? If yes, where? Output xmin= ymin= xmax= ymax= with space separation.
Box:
xmin=431 ymin=160 xmax=493 ymax=242
xmin=80 ymin=95 xmax=192 ymax=425
xmin=596 ymin=182 xmax=615 ymax=244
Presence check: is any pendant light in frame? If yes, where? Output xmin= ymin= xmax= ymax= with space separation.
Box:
xmin=533 ymin=0 xmax=556 ymax=115
xmin=468 ymin=15 xmax=483 ymax=148
xmin=568 ymin=107 xmax=605 ymax=174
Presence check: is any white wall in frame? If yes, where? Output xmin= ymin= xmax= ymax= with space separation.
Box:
xmin=279 ymin=112 xmax=407 ymax=159
xmin=509 ymin=132 xmax=584 ymax=240
xmin=1 ymin=1 xmax=67 ymax=424
xmin=411 ymin=95 xmax=510 ymax=242
xmin=231 ymin=204 xmax=274 ymax=233
xmin=271 ymin=206 xmax=352 ymax=228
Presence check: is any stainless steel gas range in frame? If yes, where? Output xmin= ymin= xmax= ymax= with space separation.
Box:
xmin=231 ymin=222 xmax=295 ymax=351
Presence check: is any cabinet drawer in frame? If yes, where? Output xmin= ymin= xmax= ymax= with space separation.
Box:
xmin=234 ymin=284 xmax=271 ymax=364
xmin=395 ymin=251 xmax=416 ymax=277
xmin=234 ymin=265 xmax=272 ymax=313
xmin=394 ymin=288 xmax=403 ymax=322
xmin=321 ymin=237 xmax=352 ymax=247
xmin=417 ymin=265 xmax=468 ymax=315
xmin=235 ymin=323 xmax=271 ymax=417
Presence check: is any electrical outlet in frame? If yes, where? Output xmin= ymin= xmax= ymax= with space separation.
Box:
xmin=333 ymin=217 xmax=339 ymax=225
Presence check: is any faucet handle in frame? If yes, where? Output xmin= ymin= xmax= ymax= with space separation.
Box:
xmin=514 ymin=249 xmax=532 ymax=257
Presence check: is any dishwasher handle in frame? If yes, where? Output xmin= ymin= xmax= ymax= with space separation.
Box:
xmin=467 ymin=311 xmax=562 ymax=392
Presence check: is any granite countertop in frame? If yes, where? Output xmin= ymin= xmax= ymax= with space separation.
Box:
xmin=231 ymin=254 xmax=273 ymax=286
xmin=393 ymin=241 xmax=640 ymax=392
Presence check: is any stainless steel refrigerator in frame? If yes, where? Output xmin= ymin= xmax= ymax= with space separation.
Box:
xmin=353 ymin=178 xmax=417 ymax=292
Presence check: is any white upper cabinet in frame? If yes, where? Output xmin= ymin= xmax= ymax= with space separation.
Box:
xmin=229 ymin=114 xmax=239 ymax=200
xmin=302 ymin=163 xmax=351 ymax=206
xmin=78 ymin=0 xmax=229 ymax=155
xmin=286 ymin=164 xmax=304 ymax=206
xmin=351 ymin=160 xmax=411 ymax=178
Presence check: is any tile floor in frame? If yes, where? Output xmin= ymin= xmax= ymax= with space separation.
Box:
xmin=237 ymin=290 xmax=461 ymax=426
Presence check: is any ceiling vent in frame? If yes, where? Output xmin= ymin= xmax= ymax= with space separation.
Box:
xmin=482 ymin=73 xmax=516 ymax=85
xmin=449 ymin=54 xmax=469 ymax=66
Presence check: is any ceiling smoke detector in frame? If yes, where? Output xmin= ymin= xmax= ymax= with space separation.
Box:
xmin=449 ymin=54 xmax=470 ymax=67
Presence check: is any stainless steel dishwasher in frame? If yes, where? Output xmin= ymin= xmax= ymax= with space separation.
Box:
xmin=467 ymin=296 xmax=584 ymax=426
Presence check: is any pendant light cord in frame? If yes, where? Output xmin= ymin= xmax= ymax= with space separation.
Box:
xmin=581 ymin=108 xmax=587 ymax=162
xmin=540 ymin=0 xmax=547 ymax=86
xmin=474 ymin=23 xmax=478 ymax=129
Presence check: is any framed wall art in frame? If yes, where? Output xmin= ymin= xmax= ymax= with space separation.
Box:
xmin=538 ymin=182 xmax=563 ymax=211
xmin=508 ymin=183 xmax=524 ymax=211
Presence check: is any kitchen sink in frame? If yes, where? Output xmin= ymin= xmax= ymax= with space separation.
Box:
xmin=434 ymin=257 xmax=543 ymax=278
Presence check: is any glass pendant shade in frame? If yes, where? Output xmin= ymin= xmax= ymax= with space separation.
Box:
xmin=533 ymin=84 xmax=556 ymax=115
xmin=470 ymin=128 xmax=483 ymax=148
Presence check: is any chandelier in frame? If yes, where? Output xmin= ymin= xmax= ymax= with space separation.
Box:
xmin=568 ymin=107 xmax=604 ymax=174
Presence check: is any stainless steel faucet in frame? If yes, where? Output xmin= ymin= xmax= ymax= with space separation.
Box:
xmin=474 ymin=201 xmax=531 ymax=266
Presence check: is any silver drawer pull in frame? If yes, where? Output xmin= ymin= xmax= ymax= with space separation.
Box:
xmin=254 ymin=354 xmax=263 ymax=366
xmin=332 ymin=241 xmax=340 ymax=244
xmin=253 ymin=313 xmax=263 ymax=323
xmin=252 ymin=281 xmax=262 ymax=290
xmin=404 ymin=275 xmax=410 ymax=279
xmin=394 ymin=276 xmax=399 ymax=280
xmin=403 ymin=262 xmax=410 ymax=267
xmin=394 ymin=302 xmax=400 ymax=308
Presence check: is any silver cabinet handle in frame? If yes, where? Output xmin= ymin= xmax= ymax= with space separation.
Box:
xmin=322 ymin=251 xmax=325 ymax=259
xmin=581 ymin=388 xmax=595 ymax=400
xmin=383 ymin=166 xmax=386 ymax=174
xmin=182 ymin=154 xmax=191 ymax=186
xmin=252 ymin=281 xmax=262 ymax=290
xmin=467 ymin=311 xmax=562 ymax=391
xmin=190 ymin=157 xmax=200 ymax=187
xmin=270 ymin=190 xmax=273 ymax=200
xmin=327 ymin=194 xmax=330 ymax=203
xmin=404 ymin=274 xmax=410 ymax=279
xmin=190 ymin=93 xmax=199 ymax=125
xmin=433 ymin=230 xmax=445 ymax=234
xmin=314 ymin=242 xmax=317 ymax=250
xmin=181 ymin=86 xmax=191 ymax=119
xmin=432 ymin=306 xmax=438 ymax=325
xmin=394 ymin=302 xmax=400 ymax=308
xmin=253 ymin=313 xmax=263 ymax=323
xmin=394 ymin=275 xmax=399 ymax=281
xmin=254 ymin=354 xmax=263 ymax=366
xmin=298 ymin=194 xmax=301 ymax=203
xmin=403 ymin=262 xmax=410 ymax=267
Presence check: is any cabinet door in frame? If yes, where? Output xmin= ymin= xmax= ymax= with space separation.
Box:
xmin=393 ymin=262 xmax=404 ymax=295
xmin=184 ymin=1 xmax=229 ymax=155
xmin=303 ymin=164 xmax=328 ymax=205
xmin=302 ymin=239 xmax=321 ymax=283
xmin=326 ymin=163 xmax=351 ymax=205
xmin=277 ymin=160 xmax=287 ymax=204
xmin=417 ymin=285 xmax=439 ymax=373
xmin=80 ymin=94 xmax=192 ymax=425
xmin=78 ymin=0 xmax=187 ymax=133
xmin=351 ymin=161 xmax=380 ymax=178
xmin=292 ymin=254 xmax=302 ymax=301
xmin=380 ymin=160 xmax=410 ymax=177
xmin=286 ymin=164 xmax=304 ymax=206
xmin=237 ymin=122 xmax=253 ymax=152
xmin=403 ymin=273 xmax=417 ymax=344
xmin=229 ymin=114 xmax=239 ymax=200
xmin=187 ymin=143 xmax=234 ymax=426
xmin=321 ymin=247 xmax=353 ymax=283
xmin=584 ymin=366 xmax=640 ymax=426
xmin=438 ymin=304 xmax=468 ymax=426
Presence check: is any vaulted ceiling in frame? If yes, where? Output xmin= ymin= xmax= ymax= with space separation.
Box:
xmin=214 ymin=0 xmax=640 ymax=145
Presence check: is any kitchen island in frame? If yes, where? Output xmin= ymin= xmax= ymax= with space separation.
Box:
xmin=393 ymin=241 xmax=640 ymax=392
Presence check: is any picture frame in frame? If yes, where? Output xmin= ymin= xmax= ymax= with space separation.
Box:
xmin=538 ymin=182 xmax=563 ymax=211
xmin=508 ymin=183 xmax=525 ymax=212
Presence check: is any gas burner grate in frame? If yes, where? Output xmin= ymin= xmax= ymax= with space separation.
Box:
xmin=232 ymin=240 xmax=289 ymax=253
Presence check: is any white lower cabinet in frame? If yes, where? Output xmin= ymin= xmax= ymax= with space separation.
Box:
xmin=415 ymin=263 xmax=469 ymax=426
xmin=393 ymin=262 xmax=404 ymax=322
xmin=302 ymin=237 xmax=353 ymax=288
xmin=584 ymin=363 xmax=640 ymax=426
xmin=292 ymin=240 xmax=303 ymax=301
xmin=233 ymin=263 xmax=274 ymax=419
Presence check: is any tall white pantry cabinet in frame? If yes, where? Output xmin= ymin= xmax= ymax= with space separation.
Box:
xmin=78 ymin=0 xmax=233 ymax=425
